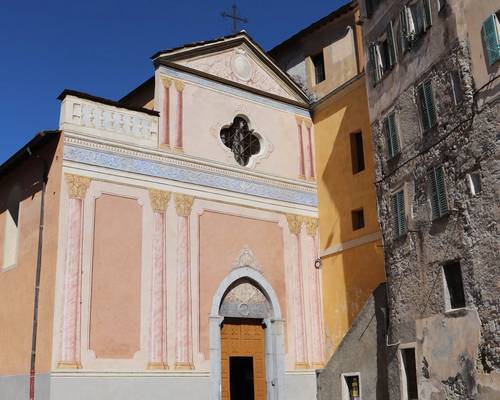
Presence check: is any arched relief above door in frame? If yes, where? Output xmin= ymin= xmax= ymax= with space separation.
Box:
xmin=219 ymin=278 xmax=271 ymax=319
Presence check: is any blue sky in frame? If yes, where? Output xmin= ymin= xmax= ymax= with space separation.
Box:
xmin=0 ymin=0 xmax=348 ymax=163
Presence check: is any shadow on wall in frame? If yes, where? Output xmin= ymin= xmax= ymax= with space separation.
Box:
xmin=314 ymin=79 xmax=385 ymax=352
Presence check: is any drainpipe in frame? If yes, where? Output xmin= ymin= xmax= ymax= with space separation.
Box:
xmin=27 ymin=141 xmax=48 ymax=400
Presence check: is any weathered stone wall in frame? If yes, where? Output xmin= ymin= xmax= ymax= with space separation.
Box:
xmin=369 ymin=37 xmax=500 ymax=400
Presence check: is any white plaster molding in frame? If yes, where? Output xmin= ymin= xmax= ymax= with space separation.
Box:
xmin=78 ymin=181 xmax=153 ymax=371
xmin=209 ymin=107 xmax=274 ymax=170
xmin=60 ymin=95 xmax=159 ymax=148
xmin=209 ymin=266 xmax=285 ymax=400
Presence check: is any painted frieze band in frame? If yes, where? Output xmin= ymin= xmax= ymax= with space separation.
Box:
xmin=63 ymin=145 xmax=317 ymax=207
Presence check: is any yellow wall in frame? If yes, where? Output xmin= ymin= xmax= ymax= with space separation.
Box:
xmin=313 ymin=75 xmax=385 ymax=359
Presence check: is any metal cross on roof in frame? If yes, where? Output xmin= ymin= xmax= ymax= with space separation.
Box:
xmin=221 ymin=3 xmax=248 ymax=34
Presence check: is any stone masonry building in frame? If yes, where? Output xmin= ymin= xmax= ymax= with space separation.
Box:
xmin=361 ymin=0 xmax=500 ymax=398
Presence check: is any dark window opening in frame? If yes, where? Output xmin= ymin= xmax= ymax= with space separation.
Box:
xmin=350 ymin=132 xmax=365 ymax=174
xmin=402 ymin=348 xmax=419 ymax=400
xmin=352 ymin=209 xmax=365 ymax=231
xmin=220 ymin=117 xmax=261 ymax=167
xmin=230 ymin=356 xmax=255 ymax=400
xmin=312 ymin=52 xmax=326 ymax=84
xmin=443 ymin=262 xmax=466 ymax=309
xmin=450 ymin=70 xmax=464 ymax=106
xmin=468 ymin=173 xmax=482 ymax=195
xmin=345 ymin=375 xmax=361 ymax=400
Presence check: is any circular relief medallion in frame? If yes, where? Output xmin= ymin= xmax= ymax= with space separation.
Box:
xmin=231 ymin=52 xmax=253 ymax=82
xmin=237 ymin=303 xmax=250 ymax=316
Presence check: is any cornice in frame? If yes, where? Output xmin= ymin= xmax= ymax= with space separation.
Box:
xmin=63 ymin=135 xmax=317 ymax=207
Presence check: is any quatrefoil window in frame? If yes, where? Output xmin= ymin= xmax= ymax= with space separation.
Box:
xmin=220 ymin=117 xmax=261 ymax=166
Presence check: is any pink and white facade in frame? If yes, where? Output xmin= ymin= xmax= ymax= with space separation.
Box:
xmin=50 ymin=33 xmax=324 ymax=400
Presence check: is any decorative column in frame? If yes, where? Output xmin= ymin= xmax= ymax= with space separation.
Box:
xmin=305 ymin=120 xmax=315 ymax=180
xmin=295 ymin=117 xmax=306 ymax=179
xmin=57 ymin=174 xmax=91 ymax=369
xmin=286 ymin=214 xmax=308 ymax=368
xmin=148 ymin=189 xmax=170 ymax=369
xmin=174 ymin=80 xmax=185 ymax=151
xmin=174 ymin=193 xmax=194 ymax=369
xmin=160 ymin=77 xmax=172 ymax=148
xmin=304 ymin=217 xmax=324 ymax=367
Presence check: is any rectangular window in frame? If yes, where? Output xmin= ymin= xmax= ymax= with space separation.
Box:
xmin=450 ymin=70 xmax=464 ymax=106
xmin=352 ymin=209 xmax=365 ymax=231
xmin=3 ymin=201 xmax=20 ymax=269
xmin=341 ymin=373 xmax=361 ymax=400
xmin=311 ymin=52 xmax=326 ymax=84
xmin=429 ymin=166 xmax=448 ymax=219
xmin=401 ymin=1 xmax=432 ymax=51
xmin=384 ymin=112 xmax=400 ymax=159
xmin=443 ymin=262 xmax=466 ymax=310
xmin=350 ymin=132 xmax=365 ymax=174
xmin=392 ymin=190 xmax=407 ymax=238
xmin=369 ymin=43 xmax=382 ymax=85
xmin=401 ymin=347 xmax=419 ymax=400
xmin=482 ymin=13 xmax=500 ymax=66
xmin=417 ymin=80 xmax=437 ymax=131
xmin=467 ymin=172 xmax=482 ymax=195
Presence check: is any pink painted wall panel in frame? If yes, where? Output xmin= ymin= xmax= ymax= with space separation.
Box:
xmin=198 ymin=212 xmax=286 ymax=358
xmin=90 ymin=194 xmax=142 ymax=359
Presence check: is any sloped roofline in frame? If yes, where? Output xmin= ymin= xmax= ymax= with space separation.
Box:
xmin=151 ymin=31 xmax=309 ymax=103
xmin=268 ymin=1 xmax=356 ymax=56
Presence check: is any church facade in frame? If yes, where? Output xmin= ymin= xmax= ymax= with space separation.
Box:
xmin=0 ymin=33 xmax=324 ymax=400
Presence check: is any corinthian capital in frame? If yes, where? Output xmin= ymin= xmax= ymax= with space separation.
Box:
xmin=174 ymin=194 xmax=194 ymax=217
xmin=303 ymin=217 xmax=319 ymax=237
xmin=149 ymin=189 xmax=171 ymax=212
xmin=286 ymin=214 xmax=303 ymax=235
xmin=174 ymin=80 xmax=185 ymax=92
xmin=161 ymin=76 xmax=172 ymax=88
xmin=65 ymin=174 xmax=91 ymax=199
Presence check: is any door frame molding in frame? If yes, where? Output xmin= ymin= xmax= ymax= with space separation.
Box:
xmin=209 ymin=266 xmax=285 ymax=400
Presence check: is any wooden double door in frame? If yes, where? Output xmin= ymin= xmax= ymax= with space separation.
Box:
xmin=221 ymin=319 xmax=266 ymax=400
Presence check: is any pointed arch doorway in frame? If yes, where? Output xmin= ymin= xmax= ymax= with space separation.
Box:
xmin=210 ymin=267 xmax=285 ymax=400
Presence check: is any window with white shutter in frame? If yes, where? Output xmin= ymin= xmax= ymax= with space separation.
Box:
xmin=384 ymin=112 xmax=400 ymax=159
xmin=392 ymin=190 xmax=407 ymax=238
xmin=400 ymin=0 xmax=433 ymax=51
xmin=482 ymin=13 xmax=500 ymax=66
xmin=429 ymin=166 xmax=448 ymax=220
xmin=417 ymin=80 xmax=437 ymax=131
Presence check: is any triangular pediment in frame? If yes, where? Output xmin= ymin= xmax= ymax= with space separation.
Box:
xmin=152 ymin=33 xmax=308 ymax=104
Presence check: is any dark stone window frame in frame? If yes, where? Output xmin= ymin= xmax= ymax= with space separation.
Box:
xmin=220 ymin=116 xmax=262 ymax=167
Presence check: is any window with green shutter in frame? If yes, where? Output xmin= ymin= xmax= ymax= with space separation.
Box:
xmin=392 ymin=190 xmax=407 ymax=237
xmin=384 ymin=112 xmax=400 ymax=159
xmin=482 ymin=13 xmax=500 ymax=66
xmin=417 ymin=80 xmax=437 ymax=131
xmin=429 ymin=166 xmax=448 ymax=219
